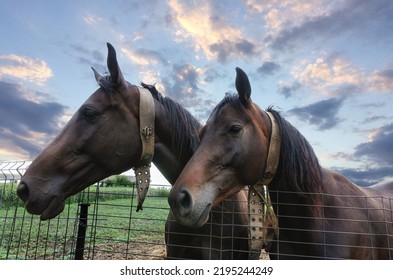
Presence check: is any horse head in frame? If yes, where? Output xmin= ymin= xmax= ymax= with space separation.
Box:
xmin=17 ymin=43 xmax=144 ymax=220
xmin=168 ymin=68 xmax=274 ymax=227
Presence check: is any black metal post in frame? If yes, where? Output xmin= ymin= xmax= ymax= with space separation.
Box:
xmin=75 ymin=203 xmax=90 ymax=260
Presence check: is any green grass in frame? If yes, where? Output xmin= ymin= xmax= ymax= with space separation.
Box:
xmin=0 ymin=185 xmax=171 ymax=260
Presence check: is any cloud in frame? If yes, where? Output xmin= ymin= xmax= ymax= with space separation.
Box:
xmin=257 ymin=61 xmax=281 ymax=75
xmin=0 ymin=54 xmax=53 ymax=85
xmin=83 ymin=14 xmax=108 ymax=26
xmin=158 ymin=63 xmax=215 ymax=120
xmin=209 ymin=39 xmax=257 ymax=63
xmin=326 ymin=123 xmax=393 ymax=185
xmin=293 ymin=56 xmax=364 ymax=94
xmin=368 ymin=68 xmax=393 ymax=93
xmin=204 ymin=68 xmax=225 ymax=83
xmin=253 ymin=0 xmax=333 ymax=36
xmin=0 ymin=81 xmax=67 ymax=159
xmin=289 ymin=97 xmax=345 ymax=130
xmin=278 ymin=80 xmax=301 ymax=98
xmin=333 ymin=166 xmax=392 ymax=186
xmin=353 ymin=123 xmax=393 ymax=166
xmin=290 ymin=55 xmax=393 ymax=96
xmin=328 ymin=123 xmax=393 ymax=185
xmin=67 ymin=44 xmax=106 ymax=71
xmin=163 ymin=63 xmax=201 ymax=102
xmin=168 ymin=0 xmax=259 ymax=62
xmin=121 ymin=48 xmax=169 ymax=66
xmin=267 ymin=0 xmax=393 ymax=51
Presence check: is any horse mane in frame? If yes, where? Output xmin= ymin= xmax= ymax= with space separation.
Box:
xmin=267 ymin=108 xmax=325 ymax=200
xmin=141 ymin=83 xmax=202 ymax=164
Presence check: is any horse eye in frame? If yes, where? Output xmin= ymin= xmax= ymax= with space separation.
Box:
xmin=229 ymin=125 xmax=242 ymax=134
xmin=80 ymin=108 xmax=98 ymax=121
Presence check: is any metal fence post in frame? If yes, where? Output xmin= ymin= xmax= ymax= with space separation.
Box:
xmin=74 ymin=203 xmax=90 ymax=260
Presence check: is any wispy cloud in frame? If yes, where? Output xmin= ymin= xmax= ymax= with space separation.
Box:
xmin=289 ymin=97 xmax=345 ymax=130
xmin=83 ymin=14 xmax=106 ymax=26
xmin=267 ymin=0 xmax=393 ymax=51
xmin=0 ymin=54 xmax=53 ymax=86
xmin=121 ymin=48 xmax=168 ymax=67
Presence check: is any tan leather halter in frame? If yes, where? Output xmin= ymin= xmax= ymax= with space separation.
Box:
xmin=248 ymin=111 xmax=280 ymax=255
xmin=134 ymin=87 xmax=155 ymax=212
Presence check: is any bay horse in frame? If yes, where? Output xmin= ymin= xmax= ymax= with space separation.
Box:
xmin=169 ymin=67 xmax=393 ymax=259
xmin=16 ymin=43 xmax=254 ymax=259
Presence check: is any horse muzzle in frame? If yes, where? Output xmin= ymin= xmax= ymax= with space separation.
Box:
xmin=17 ymin=181 xmax=66 ymax=221
xmin=168 ymin=186 xmax=213 ymax=227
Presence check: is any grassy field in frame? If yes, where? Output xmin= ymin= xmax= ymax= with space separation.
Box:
xmin=0 ymin=184 xmax=171 ymax=260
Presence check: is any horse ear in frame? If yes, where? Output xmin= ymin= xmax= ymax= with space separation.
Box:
xmin=106 ymin=42 xmax=125 ymax=87
xmin=91 ymin=67 xmax=103 ymax=83
xmin=235 ymin=67 xmax=251 ymax=106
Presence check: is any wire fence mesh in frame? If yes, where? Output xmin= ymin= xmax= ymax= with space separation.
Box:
xmin=1 ymin=161 xmax=268 ymax=260
xmin=1 ymin=161 xmax=392 ymax=259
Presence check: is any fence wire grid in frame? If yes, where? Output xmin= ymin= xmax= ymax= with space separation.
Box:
xmin=1 ymin=161 xmax=392 ymax=260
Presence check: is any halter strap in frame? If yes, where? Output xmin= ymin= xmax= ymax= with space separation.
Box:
xmin=261 ymin=111 xmax=281 ymax=186
xmin=134 ymin=87 xmax=155 ymax=212
xmin=248 ymin=111 xmax=280 ymax=256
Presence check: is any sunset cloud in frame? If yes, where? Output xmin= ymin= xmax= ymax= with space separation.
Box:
xmin=293 ymin=57 xmax=364 ymax=94
xmin=0 ymin=55 xmax=53 ymax=85
xmin=291 ymin=56 xmax=393 ymax=96
xmin=168 ymin=0 xmax=258 ymax=62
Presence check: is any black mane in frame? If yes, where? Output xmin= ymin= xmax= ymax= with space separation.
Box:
xmin=141 ymin=83 xmax=202 ymax=163
xmin=267 ymin=108 xmax=324 ymax=199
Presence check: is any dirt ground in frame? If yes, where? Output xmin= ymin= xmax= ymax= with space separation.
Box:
xmin=86 ymin=242 xmax=269 ymax=260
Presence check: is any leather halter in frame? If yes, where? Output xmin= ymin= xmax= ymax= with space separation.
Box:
xmin=134 ymin=87 xmax=155 ymax=212
xmin=248 ymin=111 xmax=280 ymax=255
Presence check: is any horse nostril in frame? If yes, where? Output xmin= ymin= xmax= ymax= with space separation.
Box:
xmin=177 ymin=189 xmax=193 ymax=217
xmin=17 ymin=182 xmax=29 ymax=202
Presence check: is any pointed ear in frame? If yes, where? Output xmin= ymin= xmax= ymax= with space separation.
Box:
xmin=106 ymin=42 xmax=125 ymax=87
xmin=235 ymin=67 xmax=251 ymax=106
xmin=91 ymin=67 xmax=104 ymax=83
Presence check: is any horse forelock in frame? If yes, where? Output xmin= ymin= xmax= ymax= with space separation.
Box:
xmin=209 ymin=93 xmax=252 ymax=122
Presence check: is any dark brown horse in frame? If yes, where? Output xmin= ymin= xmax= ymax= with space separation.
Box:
xmin=16 ymin=44 xmax=253 ymax=259
xmin=169 ymin=67 xmax=393 ymax=259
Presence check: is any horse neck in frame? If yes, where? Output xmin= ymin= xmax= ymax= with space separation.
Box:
xmin=153 ymin=99 xmax=201 ymax=185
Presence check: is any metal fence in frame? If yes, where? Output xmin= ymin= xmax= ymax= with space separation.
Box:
xmin=0 ymin=161 xmax=174 ymax=260
xmin=2 ymin=161 xmax=392 ymax=260
xmin=1 ymin=161 xmax=269 ymax=260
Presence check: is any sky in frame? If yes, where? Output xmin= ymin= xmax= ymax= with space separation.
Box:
xmin=0 ymin=0 xmax=392 ymax=186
